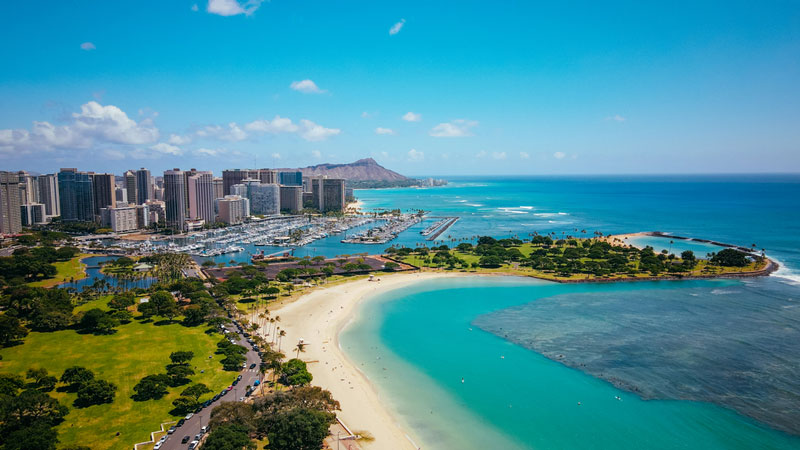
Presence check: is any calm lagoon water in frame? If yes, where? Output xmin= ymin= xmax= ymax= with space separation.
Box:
xmin=339 ymin=175 xmax=800 ymax=449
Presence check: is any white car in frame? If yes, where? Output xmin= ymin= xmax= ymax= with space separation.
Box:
xmin=189 ymin=440 xmax=199 ymax=449
xmin=153 ymin=442 xmax=163 ymax=450
xmin=185 ymin=413 xmax=193 ymax=420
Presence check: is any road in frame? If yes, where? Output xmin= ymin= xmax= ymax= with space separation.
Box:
xmin=159 ymin=321 xmax=262 ymax=450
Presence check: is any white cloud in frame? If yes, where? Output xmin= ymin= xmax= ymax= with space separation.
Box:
xmin=196 ymin=122 xmax=248 ymax=141
xmin=102 ymin=149 xmax=125 ymax=160
xmin=299 ymin=119 xmax=340 ymax=141
xmin=361 ymin=111 xmax=372 ymax=118
xmin=245 ymin=116 xmax=299 ymax=133
xmin=492 ymin=151 xmax=507 ymax=160
xmin=429 ymin=119 xmax=478 ymax=138
xmin=553 ymin=151 xmax=566 ymax=159
xmin=290 ymin=79 xmax=325 ymax=94
xmin=380 ymin=151 xmax=389 ymax=159
xmin=207 ymin=0 xmax=264 ymax=16
xmin=311 ymin=150 xmax=322 ymax=159
xmin=167 ymin=134 xmax=192 ymax=145
xmin=150 ymin=142 xmax=183 ymax=156
xmin=80 ymin=42 xmax=96 ymax=51
xmin=191 ymin=3 xmax=199 ymax=11
xmin=402 ymin=111 xmax=421 ymax=122
xmin=193 ymin=147 xmax=226 ymax=157
xmin=475 ymin=150 xmax=487 ymax=158
xmin=407 ymin=148 xmax=424 ymax=161
xmin=519 ymin=151 xmax=530 ymax=159
xmin=389 ymin=19 xmax=406 ymax=35
xmin=271 ymin=152 xmax=282 ymax=159
xmin=0 ymin=101 xmax=159 ymax=155
xmin=375 ymin=127 xmax=394 ymax=135
xmin=606 ymin=114 xmax=626 ymax=122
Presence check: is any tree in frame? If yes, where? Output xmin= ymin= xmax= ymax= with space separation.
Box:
xmin=171 ymin=396 xmax=198 ymax=414
xmin=107 ymin=293 xmax=135 ymax=311
xmin=169 ymin=350 xmax=195 ymax=365
xmin=181 ymin=383 xmax=211 ymax=402
xmin=78 ymin=308 xmax=119 ymax=334
xmin=2 ymin=422 xmax=59 ymax=450
xmin=265 ymin=408 xmax=333 ymax=450
xmin=680 ymin=250 xmax=698 ymax=269
xmin=203 ymin=424 xmax=255 ymax=450
xmin=132 ymin=374 xmax=171 ymax=401
xmin=0 ymin=315 xmax=28 ymax=347
xmin=166 ymin=365 xmax=195 ymax=386
xmin=60 ymin=367 xmax=95 ymax=391
xmin=711 ymin=249 xmax=749 ymax=267
xmin=281 ymin=359 xmax=312 ymax=386
xmin=0 ymin=374 xmax=24 ymax=396
xmin=182 ymin=306 xmax=206 ymax=326
xmin=25 ymin=368 xmax=50 ymax=386
xmin=149 ymin=290 xmax=179 ymax=320
xmin=75 ymin=380 xmax=116 ymax=407
xmin=478 ymin=255 xmax=503 ymax=268
xmin=383 ymin=262 xmax=399 ymax=271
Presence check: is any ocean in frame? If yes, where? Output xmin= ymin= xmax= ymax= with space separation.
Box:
xmin=339 ymin=175 xmax=800 ymax=449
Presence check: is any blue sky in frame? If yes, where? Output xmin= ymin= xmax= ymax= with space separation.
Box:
xmin=1 ymin=0 xmax=799 ymax=176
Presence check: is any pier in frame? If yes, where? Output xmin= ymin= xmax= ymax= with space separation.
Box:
xmin=426 ymin=216 xmax=459 ymax=241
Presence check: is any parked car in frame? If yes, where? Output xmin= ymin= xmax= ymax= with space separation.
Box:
xmin=189 ymin=440 xmax=199 ymax=449
xmin=237 ymin=374 xmax=242 ymax=380
xmin=253 ymin=380 xmax=261 ymax=386
xmin=185 ymin=413 xmax=193 ymax=420
xmin=153 ymin=442 xmax=163 ymax=450
xmin=177 ymin=419 xmax=186 ymax=427
xmin=195 ymin=434 xmax=202 ymax=440
xmin=232 ymin=380 xmax=239 ymax=386
xmin=201 ymin=426 xmax=208 ymax=434
xmin=249 ymin=363 xmax=257 ymax=369
xmin=181 ymin=436 xmax=191 ymax=444
xmin=167 ymin=426 xmax=176 ymax=434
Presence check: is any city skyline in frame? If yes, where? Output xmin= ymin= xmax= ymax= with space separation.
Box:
xmin=2 ymin=1 xmax=799 ymax=176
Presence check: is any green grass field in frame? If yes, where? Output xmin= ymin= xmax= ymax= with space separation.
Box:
xmin=0 ymin=300 xmax=233 ymax=450
xmin=28 ymin=254 xmax=91 ymax=288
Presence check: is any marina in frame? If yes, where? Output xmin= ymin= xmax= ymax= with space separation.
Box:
xmin=340 ymin=212 xmax=425 ymax=244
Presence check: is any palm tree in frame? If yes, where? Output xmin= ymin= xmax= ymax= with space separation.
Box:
xmin=278 ymin=330 xmax=286 ymax=352
xmin=294 ymin=342 xmax=306 ymax=359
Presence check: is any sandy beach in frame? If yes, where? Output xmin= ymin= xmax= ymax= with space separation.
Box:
xmin=271 ymin=272 xmax=461 ymax=450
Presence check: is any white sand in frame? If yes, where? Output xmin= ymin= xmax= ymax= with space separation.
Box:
xmin=271 ymin=272 xmax=460 ymax=450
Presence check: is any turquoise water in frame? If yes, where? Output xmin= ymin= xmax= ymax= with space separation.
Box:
xmin=339 ymin=175 xmax=800 ymax=449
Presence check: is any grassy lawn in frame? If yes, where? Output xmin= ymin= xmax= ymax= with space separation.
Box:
xmin=28 ymin=254 xmax=92 ymax=288
xmin=0 ymin=310 xmax=233 ymax=450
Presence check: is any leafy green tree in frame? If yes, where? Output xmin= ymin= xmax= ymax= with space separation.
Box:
xmin=0 ymin=374 xmax=24 ymax=396
xmin=182 ymin=306 xmax=206 ymax=326
xmin=75 ymin=380 xmax=116 ymax=407
xmin=181 ymin=383 xmax=211 ymax=401
xmin=166 ymin=364 xmax=195 ymax=386
xmin=203 ymin=424 xmax=255 ymax=450
xmin=132 ymin=374 xmax=171 ymax=401
xmin=59 ymin=367 xmax=95 ymax=391
xmin=78 ymin=308 xmax=119 ymax=334
xmin=265 ymin=408 xmax=333 ymax=450
xmin=711 ymin=249 xmax=749 ymax=267
xmin=171 ymin=396 xmax=198 ymax=414
xmin=0 ymin=315 xmax=28 ymax=346
xmin=281 ymin=359 xmax=313 ymax=386
xmin=169 ymin=350 xmax=195 ymax=365
xmin=478 ymin=255 xmax=503 ymax=268
xmin=149 ymin=290 xmax=179 ymax=320
xmin=2 ymin=422 xmax=59 ymax=450
xmin=107 ymin=292 xmax=135 ymax=310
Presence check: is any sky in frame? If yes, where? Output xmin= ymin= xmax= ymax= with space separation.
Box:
xmin=1 ymin=0 xmax=799 ymax=177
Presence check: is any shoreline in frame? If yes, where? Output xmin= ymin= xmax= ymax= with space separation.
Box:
xmin=271 ymin=272 xmax=464 ymax=450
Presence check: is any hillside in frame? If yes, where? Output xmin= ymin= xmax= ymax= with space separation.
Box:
xmin=289 ymin=158 xmax=409 ymax=182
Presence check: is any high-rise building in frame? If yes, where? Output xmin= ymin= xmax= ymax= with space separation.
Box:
xmin=58 ymin=168 xmax=94 ymax=222
xmin=124 ymin=170 xmax=138 ymax=205
xmin=280 ymin=185 xmax=303 ymax=214
xmin=217 ymin=195 xmax=249 ymax=224
xmin=90 ymin=173 xmax=116 ymax=217
xmin=115 ymin=186 xmax=128 ymax=204
xmin=163 ymin=169 xmax=186 ymax=230
xmin=259 ymin=169 xmax=279 ymax=185
xmin=309 ymin=177 xmax=346 ymax=212
xmin=109 ymin=205 xmax=139 ymax=232
xmin=0 ymin=172 xmax=23 ymax=234
xmin=212 ymin=177 xmax=224 ymax=200
xmin=20 ymin=203 xmax=46 ymax=226
xmin=279 ymin=171 xmax=303 ymax=186
xmin=222 ymin=169 xmax=251 ymax=196
xmin=36 ymin=174 xmax=60 ymax=218
xmin=188 ymin=171 xmax=215 ymax=224
xmin=248 ymin=183 xmax=280 ymax=216
xmin=231 ymin=183 xmax=249 ymax=198
xmin=17 ymin=171 xmax=38 ymax=205
xmin=135 ymin=204 xmax=150 ymax=229
xmin=135 ymin=168 xmax=153 ymax=204
xmin=145 ymin=200 xmax=165 ymax=225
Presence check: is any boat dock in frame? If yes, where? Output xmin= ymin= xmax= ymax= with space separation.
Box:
xmin=426 ymin=216 xmax=459 ymax=241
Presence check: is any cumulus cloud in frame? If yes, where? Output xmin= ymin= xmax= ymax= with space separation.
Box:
xmin=80 ymin=42 xmax=96 ymax=51
xmin=606 ymin=114 xmax=626 ymax=122
xmin=167 ymin=134 xmax=192 ymax=145
xmin=290 ymin=79 xmax=325 ymax=94
xmin=429 ymin=119 xmax=478 ymax=138
xmin=196 ymin=122 xmax=248 ymax=141
xmin=375 ymin=127 xmax=394 ymax=135
xmin=389 ymin=19 xmax=406 ymax=35
xmin=299 ymin=119 xmax=340 ymax=141
xmin=0 ymin=101 xmax=159 ymax=155
xmin=553 ymin=151 xmax=566 ymax=159
xmin=519 ymin=151 xmax=530 ymax=159
xmin=193 ymin=147 xmax=226 ymax=157
xmin=150 ymin=142 xmax=183 ymax=156
xmin=407 ymin=148 xmax=424 ymax=161
xmin=207 ymin=0 xmax=264 ymax=16
xmin=402 ymin=111 xmax=421 ymax=122
xmin=191 ymin=3 xmax=199 ymax=11
xmin=475 ymin=150 xmax=487 ymax=158
xmin=311 ymin=150 xmax=322 ymax=159
xmin=245 ymin=116 xmax=299 ymax=133
xmin=492 ymin=151 xmax=507 ymax=160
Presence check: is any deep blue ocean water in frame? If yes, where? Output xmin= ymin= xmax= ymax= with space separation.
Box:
xmin=338 ymin=175 xmax=800 ymax=449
